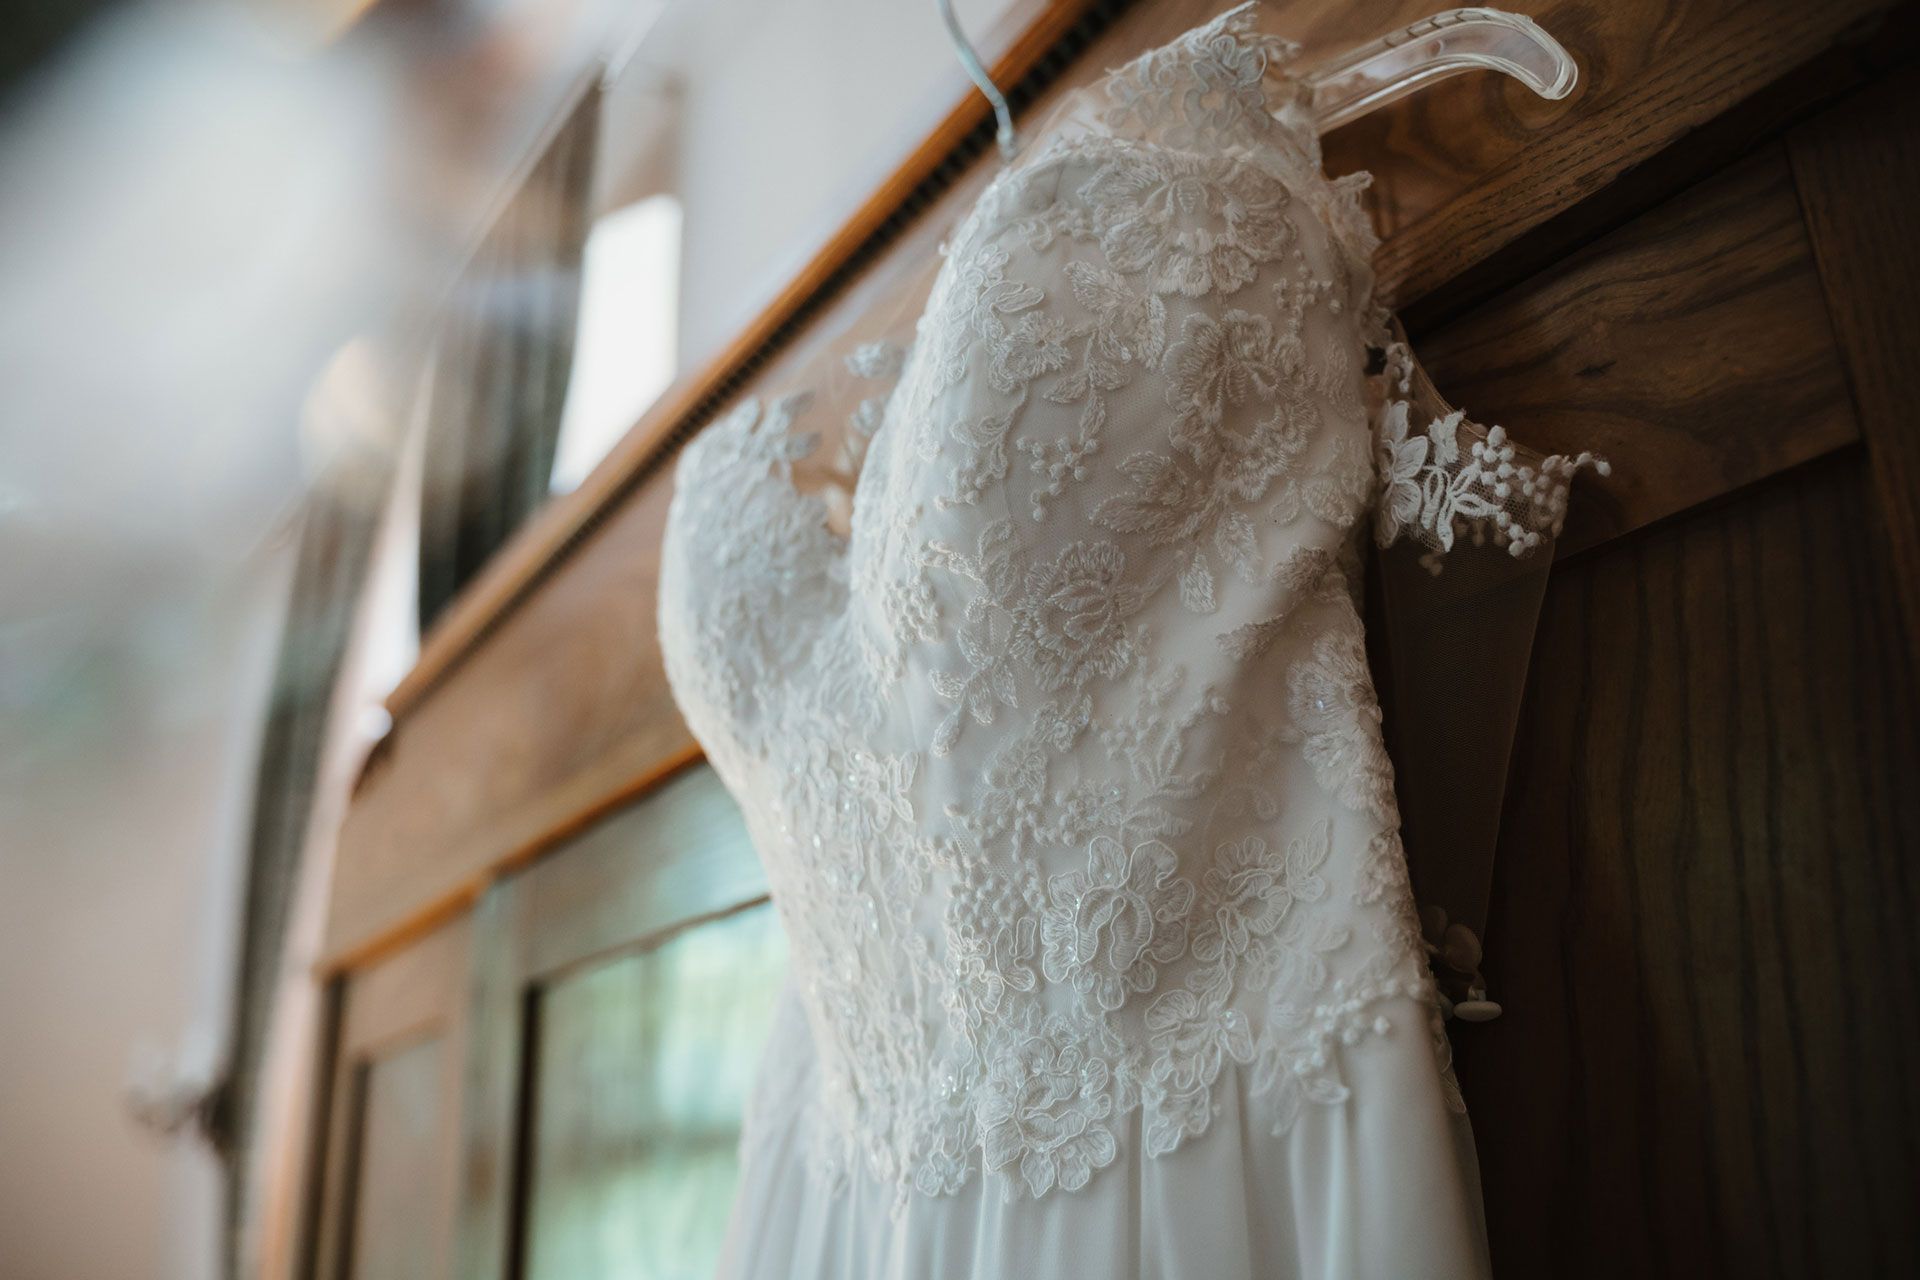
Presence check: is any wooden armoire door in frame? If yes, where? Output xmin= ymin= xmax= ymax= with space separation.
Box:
xmin=1420 ymin=76 xmax=1920 ymax=1276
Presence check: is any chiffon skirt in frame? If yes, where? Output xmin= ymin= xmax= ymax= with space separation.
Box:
xmin=716 ymin=995 xmax=1491 ymax=1280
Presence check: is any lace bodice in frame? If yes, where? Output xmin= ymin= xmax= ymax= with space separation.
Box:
xmin=659 ymin=2 xmax=1602 ymax=1209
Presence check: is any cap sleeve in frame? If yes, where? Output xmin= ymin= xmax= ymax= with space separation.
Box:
xmin=1371 ymin=337 xmax=1609 ymax=569
xmin=1365 ymin=333 xmax=1608 ymax=1013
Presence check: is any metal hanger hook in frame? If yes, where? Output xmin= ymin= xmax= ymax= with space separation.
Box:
xmin=936 ymin=0 xmax=1018 ymax=160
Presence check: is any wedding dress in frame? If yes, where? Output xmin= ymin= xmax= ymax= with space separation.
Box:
xmin=658 ymin=5 xmax=1604 ymax=1275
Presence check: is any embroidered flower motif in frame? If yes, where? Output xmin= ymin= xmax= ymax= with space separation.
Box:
xmin=655 ymin=1 xmax=1602 ymax=1209
xmin=1099 ymin=2 xmax=1301 ymax=153
xmin=922 ymin=242 xmax=1047 ymax=395
xmin=991 ymin=311 xmax=1075 ymax=394
xmin=1284 ymin=621 xmax=1397 ymax=821
xmin=964 ymin=724 xmax=1053 ymax=852
xmin=845 ymin=340 xmax=906 ymax=381
xmin=1163 ymin=309 xmax=1285 ymax=457
xmin=977 ymin=1011 xmax=1118 ymax=1197
xmin=662 ymin=395 xmax=849 ymax=726
xmin=1011 ymin=540 xmax=1150 ymax=691
xmin=1093 ymin=408 xmax=1309 ymax=613
xmin=1354 ymin=827 xmax=1424 ymax=961
xmin=1043 ymin=835 xmax=1195 ymax=1012
xmin=1141 ymin=989 xmax=1255 ymax=1155
xmin=1372 ymin=398 xmax=1429 ymax=546
xmin=838 ymin=748 xmax=918 ymax=847
xmin=1081 ymin=149 xmax=1294 ymax=297
xmin=940 ymin=408 xmax=1017 ymax=509
xmin=1146 ymin=988 xmax=1254 ymax=1093
xmin=912 ymin=1092 xmax=979 ymax=1197
xmin=1193 ymin=832 xmax=1317 ymax=962
xmin=1288 ymin=425 xmax=1372 ymax=530
xmin=1064 ymin=260 xmax=1167 ymax=369
xmin=1370 ymin=376 xmax=1610 ymax=561
xmin=952 ymin=915 xmax=1040 ymax=1019
xmin=868 ymin=537 xmax=942 ymax=681
xmin=843 ymin=340 xmax=908 ymax=447
xmin=925 ymin=520 xmax=1024 ymax=755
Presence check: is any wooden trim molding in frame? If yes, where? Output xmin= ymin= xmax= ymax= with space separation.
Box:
xmin=323 ymin=743 xmax=707 ymax=977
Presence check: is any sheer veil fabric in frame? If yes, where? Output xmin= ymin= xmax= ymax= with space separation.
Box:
xmin=657 ymin=5 xmax=1604 ymax=1276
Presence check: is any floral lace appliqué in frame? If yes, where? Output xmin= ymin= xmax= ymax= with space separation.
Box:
xmin=658 ymin=0 xmax=1602 ymax=1211
xmin=1372 ymin=343 xmax=1611 ymax=564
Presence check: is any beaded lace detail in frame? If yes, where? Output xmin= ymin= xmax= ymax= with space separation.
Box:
xmin=1371 ymin=341 xmax=1609 ymax=569
xmin=659 ymin=2 xmax=1595 ymax=1208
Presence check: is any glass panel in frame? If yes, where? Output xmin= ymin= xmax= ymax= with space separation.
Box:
xmin=550 ymin=195 xmax=683 ymax=494
xmin=523 ymin=903 xmax=787 ymax=1280
xmin=348 ymin=1037 xmax=444 ymax=1280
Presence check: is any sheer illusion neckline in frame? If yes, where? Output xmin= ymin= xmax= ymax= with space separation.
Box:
xmin=744 ymin=12 xmax=1382 ymax=566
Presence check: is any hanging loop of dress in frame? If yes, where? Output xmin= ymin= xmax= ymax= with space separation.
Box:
xmin=937 ymin=0 xmax=1019 ymax=160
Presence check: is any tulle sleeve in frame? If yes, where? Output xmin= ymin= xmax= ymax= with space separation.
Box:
xmin=1367 ymin=332 xmax=1608 ymax=1014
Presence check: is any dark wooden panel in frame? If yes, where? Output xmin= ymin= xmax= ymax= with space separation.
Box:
xmin=452 ymin=888 xmax=525 ymax=1280
xmin=1417 ymin=144 xmax=1858 ymax=556
xmin=519 ymin=763 xmax=766 ymax=980
xmin=328 ymin=474 xmax=700 ymax=969
xmin=1789 ymin=70 xmax=1920 ymax=663
xmin=400 ymin=0 xmax=1898 ymax=716
xmin=1457 ymin=453 xmax=1920 ymax=1277
xmin=1359 ymin=0 xmax=1898 ymax=305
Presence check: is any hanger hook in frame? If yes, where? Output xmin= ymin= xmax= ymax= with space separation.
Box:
xmin=936 ymin=0 xmax=1018 ymax=160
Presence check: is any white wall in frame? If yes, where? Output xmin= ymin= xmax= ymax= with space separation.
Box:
xmin=0 ymin=6 xmax=341 ymax=1273
xmin=604 ymin=0 xmax=1018 ymax=368
xmin=0 ymin=536 xmax=295 ymax=1280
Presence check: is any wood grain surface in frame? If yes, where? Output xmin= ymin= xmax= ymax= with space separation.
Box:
xmin=305 ymin=917 xmax=471 ymax=1280
xmin=393 ymin=0 xmax=1893 ymax=725
xmin=1790 ymin=70 xmax=1920 ymax=664
xmin=1417 ymin=144 xmax=1858 ymax=556
xmin=452 ymin=766 xmax=770 ymax=1278
xmin=1459 ymin=452 xmax=1920 ymax=1276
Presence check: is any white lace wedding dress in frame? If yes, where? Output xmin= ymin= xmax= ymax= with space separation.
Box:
xmin=659 ymin=5 xmax=1603 ymax=1276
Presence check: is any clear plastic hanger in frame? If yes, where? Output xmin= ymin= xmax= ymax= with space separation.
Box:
xmin=936 ymin=5 xmax=1577 ymax=159
xmin=1302 ymin=7 xmax=1579 ymax=134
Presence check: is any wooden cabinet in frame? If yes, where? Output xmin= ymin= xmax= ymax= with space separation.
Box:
xmin=291 ymin=2 xmax=1920 ymax=1276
